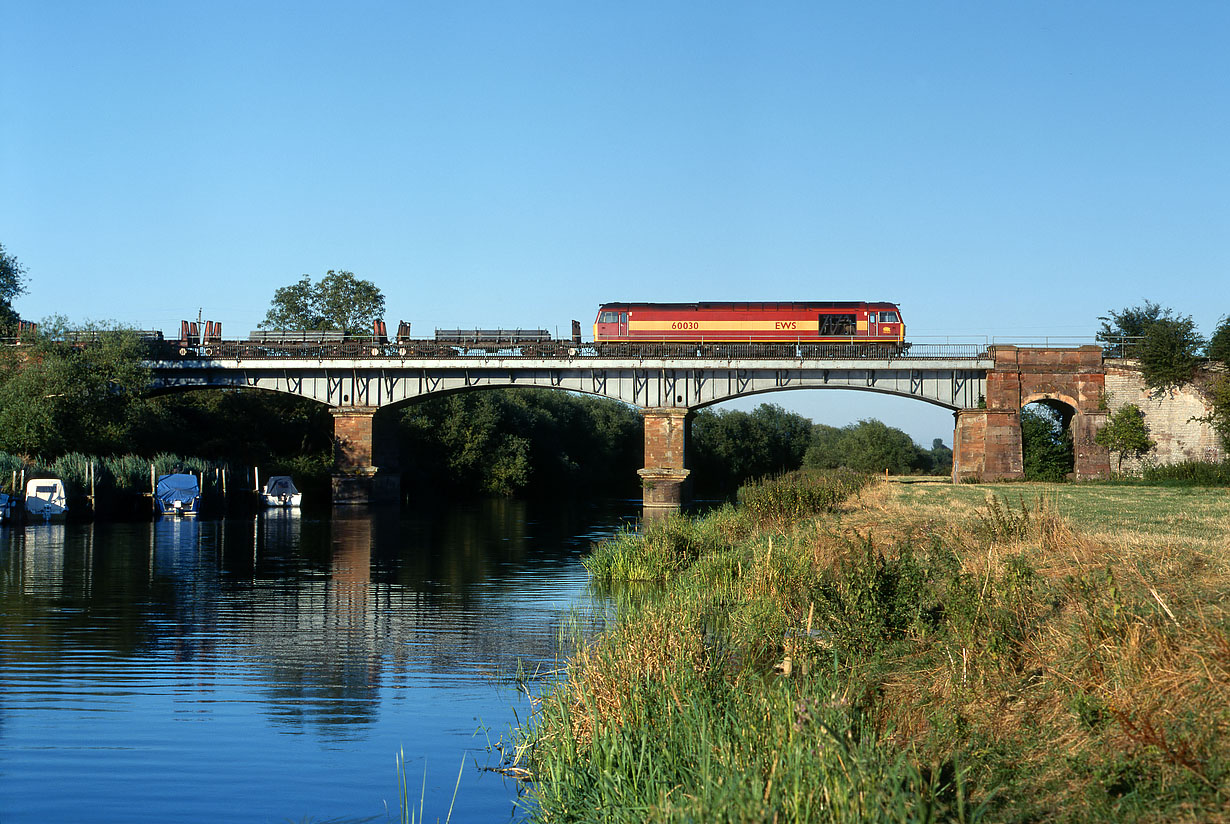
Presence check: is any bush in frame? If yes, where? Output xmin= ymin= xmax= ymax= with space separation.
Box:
xmin=1140 ymin=460 xmax=1230 ymax=486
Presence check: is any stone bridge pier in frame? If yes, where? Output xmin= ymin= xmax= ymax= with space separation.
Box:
xmin=330 ymin=406 xmax=400 ymax=504
xmin=953 ymin=346 xmax=1110 ymax=482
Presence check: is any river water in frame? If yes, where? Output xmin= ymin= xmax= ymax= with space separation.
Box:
xmin=0 ymin=499 xmax=635 ymax=823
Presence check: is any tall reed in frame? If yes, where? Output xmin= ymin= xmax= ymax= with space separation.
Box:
xmin=0 ymin=449 xmax=232 ymax=498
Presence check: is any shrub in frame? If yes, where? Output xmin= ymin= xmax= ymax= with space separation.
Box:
xmin=1141 ymin=460 xmax=1230 ymax=486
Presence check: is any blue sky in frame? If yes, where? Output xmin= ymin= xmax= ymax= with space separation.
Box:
xmin=3 ymin=2 xmax=1227 ymax=444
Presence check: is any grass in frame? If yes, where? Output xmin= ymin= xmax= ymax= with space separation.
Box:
xmin=514 ymin=475 xmax=1230 ymax=823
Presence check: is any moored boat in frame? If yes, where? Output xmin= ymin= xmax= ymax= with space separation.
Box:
xmin=25 ymin=478 xmax=68 ymax=521
xmin=261 ymin=475 xmax=302 ymax=508
xmin=155 ymin=473 xmax=201 ymax=517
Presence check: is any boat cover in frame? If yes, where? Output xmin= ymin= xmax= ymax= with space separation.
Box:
xmin=156 ymin=474 xmax=200 ymax=509
xmin=24 ymin=478 xmax=68 ymax=516
xmin=264 ymin=476 xmax=300 ymax=496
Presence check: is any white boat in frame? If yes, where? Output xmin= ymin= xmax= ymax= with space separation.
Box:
xmin=0 ymin=491 xmax=15 ymax=522
xmin=261 ymin=475 xmax=302 ymax=508
xmin=25 ymin=478 xmax=68 ymax=520
xmin=155 ymin=473 xmax=201 ymax=517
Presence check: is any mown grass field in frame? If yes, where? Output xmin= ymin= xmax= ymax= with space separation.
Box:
xmin=516 ymin=476 xmax=1230 ymax=823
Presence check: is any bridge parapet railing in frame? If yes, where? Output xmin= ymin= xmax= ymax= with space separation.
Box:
xmin=141 ymin=339 xmax=995 ymax=362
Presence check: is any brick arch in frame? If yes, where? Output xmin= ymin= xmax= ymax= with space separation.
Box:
xmin=1021 ymin=392 xmax=1080 ymax=414
xmin=954 ymin=346 xmax=1110 ymax=482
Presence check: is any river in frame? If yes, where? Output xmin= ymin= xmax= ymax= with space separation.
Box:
xmin=0 ymin=499 xmax=636 ymax=823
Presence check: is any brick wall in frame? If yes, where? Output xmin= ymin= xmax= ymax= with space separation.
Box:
xmin=1104 ymin=361 xmax=1223 ymax=472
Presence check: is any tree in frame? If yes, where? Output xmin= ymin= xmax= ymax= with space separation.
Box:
xmin=1137 ymin=313 xmax=1204 ymax=392
xmin=1196 ymin=375 xmax=1230 ymax=451
xmin=1020 ymin=406 xmax=1073 ymax=481
xmin=1094 ymin=404 xmax=1155 ymax=474
xmin=1207 ymin=316 xmax=1230 ymax=366
xmin=262 ymin=270 xmax=385 ymax=334
xmin=0 ymin=319 xmax=151 ymax=457
xmin=1097 ymin=301 xmax=1204 ymax=392
xmin=803 ymin=418 xmax=935 ymax=475
xmin=399 ymin=389 xmax=641 ymax=497
xmin=1097 ymin=301 xmax=1164 ymax=357
xmin=690 ymin=404 xmax=813 ymax=492
xmin=928 ymin=438 xmax=953 ymax=476
xmin=0 ymin=242 xmax=29 ymax=332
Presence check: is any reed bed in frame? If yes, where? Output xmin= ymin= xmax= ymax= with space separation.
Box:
xmin=516 ymin=477 xmax=1230 ymax=823
xmin=0 ymin=449 xmax=236 ymax=515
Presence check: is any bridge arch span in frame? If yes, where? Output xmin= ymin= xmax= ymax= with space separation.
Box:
xmin=691 ymin=383 xmax=965 ymax=413
xmin=145 ymin=357 xmax=991 ymax=412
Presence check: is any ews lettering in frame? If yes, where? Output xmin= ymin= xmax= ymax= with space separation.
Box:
xmin=774 ymin=321 xmax=797 ymax=330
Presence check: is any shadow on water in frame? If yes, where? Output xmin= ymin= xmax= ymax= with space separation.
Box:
xmin=0 ymin=497 xmax=638 ymax=823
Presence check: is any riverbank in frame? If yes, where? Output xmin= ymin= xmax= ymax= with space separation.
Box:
xmin=516 ymin=475 xmax=1230 ymax=822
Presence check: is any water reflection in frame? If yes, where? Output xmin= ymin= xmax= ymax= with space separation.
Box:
xmin=0 ymin=499 xmax=633 ymax=823
xmin=18 ymin=523 xmax=68 ymax=598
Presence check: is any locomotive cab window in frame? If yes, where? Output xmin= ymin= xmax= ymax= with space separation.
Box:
xmin=600 ymin=312 xmax=617 ymax=323
xmin=819 ymin=314 xmax=856 ymax=335
xmin=882 ymin=312 xmax=899 ymax=323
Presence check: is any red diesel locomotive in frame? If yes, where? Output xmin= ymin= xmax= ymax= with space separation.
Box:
xmin=593 ymin=301 xmax=905 ymax=348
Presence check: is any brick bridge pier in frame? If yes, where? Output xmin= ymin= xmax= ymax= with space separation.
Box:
xmin=330 ymin=407 xmax=401 ymax=504
xmin=952 ymin=346 xmax=1109 ymax=482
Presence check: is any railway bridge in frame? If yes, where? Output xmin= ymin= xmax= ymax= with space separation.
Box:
xmin=145 ymin=344 xmax=1111 ymax=512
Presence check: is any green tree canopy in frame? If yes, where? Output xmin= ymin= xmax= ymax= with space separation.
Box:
xmin=1207 ymin=316 xmax=1230 ymax=366
xmin=928 ymin=437 xmax=953 ymax=476
xmin=0 ymin=319 xmax=151 ymax=457
xmin=1094 ymin=403 xmax=1155 ymax=474
xmin=261 ymin=270 xmax=385 ymax=334
xmin=0 ymin=242 xmax=29 ymax=332
xmin=690 ymin=404 xmax=813 ymax=492
xmin=803 ymin=418 xmax=941 ymax=475
xmin=1201 ymin=376 xmax=1230 ymax=450
xmin=399 ymin=389 xmax=641 ymax=497
xmin=1020 ymin=405 xmax=1073 ymax=481
xmin=1098 ymin=300 xmax=1165 ymax=351
xmin=1098 ymin=301 xmax=1204 ymax=392
xmin=1137 ymin=313 xmax=1204 ymax=392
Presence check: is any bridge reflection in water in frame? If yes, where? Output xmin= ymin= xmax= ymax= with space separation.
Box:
xmin=0 ymin=501 xmax=631 ymax=823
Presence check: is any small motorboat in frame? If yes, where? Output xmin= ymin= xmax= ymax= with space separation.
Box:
xmin=155 ymin=473 xmax=201 ymax=517
xmin=25 ymin=478 xmax=68 ymax=521
xmin=0 ymin=491 xmax=15 ymax=522
xmin=261 ymin=475 xmax=302 ymax=508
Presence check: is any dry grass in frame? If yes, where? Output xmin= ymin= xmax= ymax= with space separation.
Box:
xmin=527 ymin=478 xmax=1230 ymax=822
xmin=845 ymin=481 xmax=1230 ymax=820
